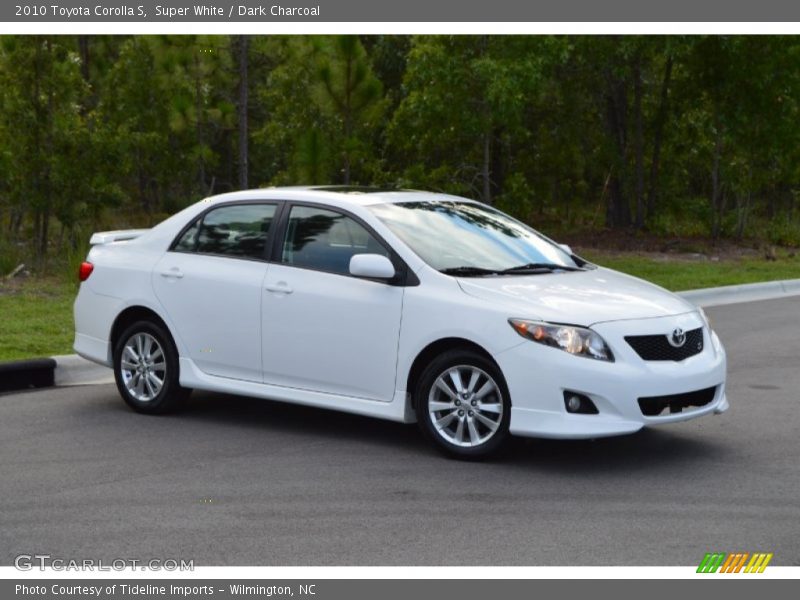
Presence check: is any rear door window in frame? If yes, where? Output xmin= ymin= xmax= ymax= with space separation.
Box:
xmin=178 ymin=204 xmax=277 ymax=260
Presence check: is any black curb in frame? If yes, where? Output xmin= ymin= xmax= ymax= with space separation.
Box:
xmin=0 ymin=358 xmax=57 ymax=393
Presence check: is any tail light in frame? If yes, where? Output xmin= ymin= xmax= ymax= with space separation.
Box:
xmin=78 ymin=261 xmax=94 ymax=282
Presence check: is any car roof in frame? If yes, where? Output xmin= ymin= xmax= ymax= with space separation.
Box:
xmin=200 ymin=186 xmax=475 ymax=208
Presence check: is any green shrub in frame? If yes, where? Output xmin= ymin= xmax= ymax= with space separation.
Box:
xmin=649 ymin=197 xmax=711 ymax=238
xmin=0 ymin=239 xmax=25 ymax=277
xmin=495 ymin=172 xmax=534 ymax=221
xmin=765 ymin=218 xmax=800 ymax=248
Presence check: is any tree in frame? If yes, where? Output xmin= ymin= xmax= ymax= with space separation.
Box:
xmin=4 ymin=33 xmax=800 ymax=271
xmin=312 ymin=36 xmax=384 ymax=184
xmin=236 ymin=35 xmax=249 ymax=189
xmin=389 ymin=36 xmax=563 ymax=207
xmin=0 ymin=36 xmax=87 ymax=258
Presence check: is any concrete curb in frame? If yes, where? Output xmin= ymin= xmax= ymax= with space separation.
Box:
xmin=677 ymin=278 xmax=800 ymax=307
xmin=0 ymin=358 xmax=56 ymax=392
xmin=0 ymin=355 xmax=112 ymax=394
xmin=2 ymin=277 xmax=800 ymax=394
xmin=51 ymin=354 xmax=114 ymax=387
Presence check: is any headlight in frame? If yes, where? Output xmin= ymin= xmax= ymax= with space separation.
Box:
xmin=508 ymin=319 xmax=614 ymax=362
xmin=698 ymin=307 xmax=713 ymax=330
xmin=697 ymin=307 xmax=721 ymax=353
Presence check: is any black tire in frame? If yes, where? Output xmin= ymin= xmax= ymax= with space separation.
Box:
xmin=415 ymin=349 xmax=511 ymax=459
xmin=112 ymin=319 xmax=191 ymax=414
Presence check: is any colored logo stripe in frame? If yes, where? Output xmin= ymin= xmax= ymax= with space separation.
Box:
xmin=697 ymin=553 xmax=726 ymax=573
xmin=719 ymin=553 xmax=748 ymax=573
xmin=697 ymin=552 xmax=773 ymax=573
xmin=745 ymin=553 xmax=773 ymax=573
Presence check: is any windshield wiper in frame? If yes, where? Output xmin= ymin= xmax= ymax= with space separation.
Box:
xmin=439 ymin=266 xmax=502 ymax=277
xmin=440 ymin=263 xmax=585 ymax=277
xmin=501 ymin=262 xmax=586 ymax=274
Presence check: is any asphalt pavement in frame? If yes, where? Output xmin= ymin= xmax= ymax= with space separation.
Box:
xmin=1 ymin=297 xmax=799 ymax=566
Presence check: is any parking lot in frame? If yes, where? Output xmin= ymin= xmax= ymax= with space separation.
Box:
xmin=1 ymin=297 xmax=798 ymax=566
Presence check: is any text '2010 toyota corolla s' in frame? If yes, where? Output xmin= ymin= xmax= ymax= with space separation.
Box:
xmin=73 ymin=186 xmax=728 ymax=458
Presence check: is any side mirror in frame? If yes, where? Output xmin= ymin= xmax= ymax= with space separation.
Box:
xmin=349 ymin=254 xmax=396 ymax=280
xmin=559 ymin=243 xmax=573 ymax=255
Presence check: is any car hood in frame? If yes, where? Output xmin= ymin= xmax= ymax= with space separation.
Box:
xmin=456 ymin=267 xmax=696 ymax=325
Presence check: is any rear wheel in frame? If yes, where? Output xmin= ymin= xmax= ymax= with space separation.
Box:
xmin=113 ymin=319 xmax=190 ymax=414
xmin=415 ymin=349 xmax=511 ymax=459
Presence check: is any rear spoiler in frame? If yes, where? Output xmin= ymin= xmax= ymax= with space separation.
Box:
xmin=89 ymin=229 xmax=149 ymax=246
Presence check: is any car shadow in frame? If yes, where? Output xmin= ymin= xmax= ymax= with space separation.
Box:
xmin=123 ymin=389 xmax=731 ymax=473
xmin=180 ymin=389 xmax=427 ymax=451
xmin=503 ymin=427 xmax=727 ymax=473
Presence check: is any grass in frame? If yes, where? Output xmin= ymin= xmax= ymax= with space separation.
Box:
xmin=0 ymin=277 xmax=76 ymax=362
xmin=1 ymin=253 xmax=800 ymax=362
xmin=583 ymin=252 xmax=800 ymax=291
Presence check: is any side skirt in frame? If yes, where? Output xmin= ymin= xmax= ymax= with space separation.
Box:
xmin=179 ymin=358 xmax=415 ymax=423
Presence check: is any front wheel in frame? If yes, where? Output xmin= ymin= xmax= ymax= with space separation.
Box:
xmin=415 ymin=350 xmax=511 ymax=459
xmin=113 ymin=319 xmax=190 ymax=414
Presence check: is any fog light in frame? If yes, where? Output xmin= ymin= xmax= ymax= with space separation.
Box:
xmin=563 ymin=391 xmax=599 ymax=414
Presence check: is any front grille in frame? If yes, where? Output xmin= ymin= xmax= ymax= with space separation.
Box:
xmin=625 ymin=327 xmax=703 ymax=361
xmin=638 ymin=386 xmax=717 ymax=417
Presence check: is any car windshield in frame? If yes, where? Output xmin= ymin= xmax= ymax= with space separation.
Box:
xmin=368 ymin=201 xmax=579 ymax=273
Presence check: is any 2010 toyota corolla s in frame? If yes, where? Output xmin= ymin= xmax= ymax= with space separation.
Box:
xmin=73 ymin=186 xmax=728 ymax=458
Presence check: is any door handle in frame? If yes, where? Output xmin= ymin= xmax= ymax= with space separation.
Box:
xmin=159 ymin=268 xmax=184 ymax=279
xmin=264 ymin=282 xmax=293 ymax=294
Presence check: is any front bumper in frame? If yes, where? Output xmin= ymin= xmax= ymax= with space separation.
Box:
xmin=497 ymin=312 xmax=728 ymax=439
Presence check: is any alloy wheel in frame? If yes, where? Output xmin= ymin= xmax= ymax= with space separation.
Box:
xmin=120 ymin=332 xmax=167 ymax=402
xmin=427 ymin=365 xmax=504 ymax=447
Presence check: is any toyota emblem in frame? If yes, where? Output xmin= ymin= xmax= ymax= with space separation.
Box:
xmin=668 ymin=327 xmax=686 ymax=348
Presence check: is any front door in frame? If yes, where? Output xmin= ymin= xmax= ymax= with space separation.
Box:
xmin=261 ymin=205 xmax=403 ymax=401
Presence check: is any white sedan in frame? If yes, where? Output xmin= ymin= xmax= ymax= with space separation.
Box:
xmin=74 ymin=186 xmax=728 ymax=458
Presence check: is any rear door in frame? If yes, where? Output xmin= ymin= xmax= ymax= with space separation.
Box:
xmin=152 ymin=202 xmax=278 ymax=382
